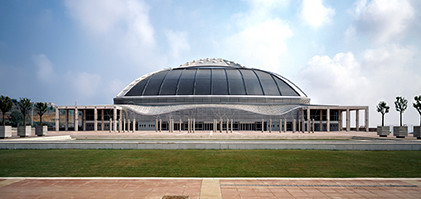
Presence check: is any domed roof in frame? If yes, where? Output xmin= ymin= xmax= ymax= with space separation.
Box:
xmin=117 ymin=58 xmax=307 ymax=97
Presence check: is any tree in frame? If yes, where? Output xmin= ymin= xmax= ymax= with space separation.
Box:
xmin=414 ymin=95 xmax=421 ymax=126
xmin=394 ymin=96 xmax=407 ymax=127
xmin=35 ymin=102 xmax=49 ymax=126
xmin=17 ymin=98 xmax=32 ymax=126
xmin=0 ymin=95 xmax=13 ymax=126
xmin=10 ymin=111 xmax=24 ymax=127
xmin=376 ymin=101 xmax=389 ymax=127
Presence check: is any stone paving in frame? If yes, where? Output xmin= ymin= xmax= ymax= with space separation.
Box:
xmin=1 ymin=178 xmax=420 ymax=199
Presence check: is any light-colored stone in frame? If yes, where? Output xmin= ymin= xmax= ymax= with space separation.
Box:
xmin=35 ymin=126 xmax=48 ymax=136
xmin=0 ymin=126 xmax=12 ymax=138
xmin=17 ymin=126 xmax=32 ymax=137
xmin=377 ymin=126 xmax=390 ymax=137
xmin=393 ymin=126 xmax=408 ymax=138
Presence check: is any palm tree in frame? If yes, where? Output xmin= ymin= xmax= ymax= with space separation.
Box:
xmin=17 ymin=98 xmax=32 ymax=126
xmin=394 ymin=96 xmax=407 ymax=127
xmin=35 ymin=102 xmax=49 ymax=126
xmin=376 ymin=101 xmax=389 ymax=127
xmin=0 ymin=95 xmax=13 ymax=126
xmin=414 ymin=95 xmax=421 ymax=126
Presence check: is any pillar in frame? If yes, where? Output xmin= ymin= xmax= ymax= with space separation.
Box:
xmin=213 ymin=119 xmax=217 ymax=132
xmin=119 ymin=110 xmax=122 ymax=132
xmin=269 ymin=119 xmax=272 ymax=133
xmin=159 ymin=119 xmax=162 ymax=132
xmin=261 ymin=119 xmax=264 ymax=133
xmin=356 ymin=109 xmax=359 ymax=131
xmin=179 ymin=119 xmax=182 ymax=132
xmin=127 ymin=119 xmax=130 ymax=132
xmin=365 ymin=107 xmax=369 ymax=132
xmin=101 ymin=109 xmax=104 ymax=131
xmin=346 ymin=109 xmax=350 ymax=132
xmin=220 ymin=119 xmax=223 ymax=133
xmin=298 ymin=119 xmax=301 ymax=133
xmin=284 ymin=119 xmax=287 ymax=133
xmin=55 ymin=108 xmax=59 ymax=131
xmin=113 ymin=108 xmax=117 ymax=132
xmin=94 ymin=108 xmax=98 ymax=131
xmin=230 ymin=119 xmax=233 ymax=133
xmin=74 ymin=108 xmax=78 ymax=131
xmin=307 ymin=108 xmax=311 ymax=133
xmin=123 ymin=119 xmax=126 ymax=132
xmin=279 ymin=119 xmax=282 ymax=133
xmin=301 ymin=109 xmax=305 ymax=133
xmin=82 ymin=109 xmax=86 ymax=131
xmin=327 ymin=108 xmax=330 ymax=132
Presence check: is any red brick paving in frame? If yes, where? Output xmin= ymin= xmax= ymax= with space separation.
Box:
xmin=1 ymin=178 xmax=420 ymax=199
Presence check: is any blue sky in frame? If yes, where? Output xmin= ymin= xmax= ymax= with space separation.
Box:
xmin=1 ymin=0 xmax=420 ymax=127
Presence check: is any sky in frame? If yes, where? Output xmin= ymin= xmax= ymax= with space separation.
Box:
xmin=0 ymin=0 xmax=420 ymax=127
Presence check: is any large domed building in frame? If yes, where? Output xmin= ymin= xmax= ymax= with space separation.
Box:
xmin=55 ymin=58 xmax=369 ymax=132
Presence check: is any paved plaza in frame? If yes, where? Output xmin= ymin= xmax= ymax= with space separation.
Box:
xmin=1 ymin=177 xmax=420 ymax=199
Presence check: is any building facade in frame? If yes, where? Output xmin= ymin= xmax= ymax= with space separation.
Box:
xmin=55 ymin=58 xmax=369 ymax=132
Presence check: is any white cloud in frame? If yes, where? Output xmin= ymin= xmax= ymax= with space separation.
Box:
xmin=351 ymin=0 xmax=415 ymax=43
xmin=33 ymin=54 xmax=54 ymax=82
xmin=222 ymin=1 xmax=293 ymax=72
xmin=301 ymin=45 xmax=421 ymax=126
xmin=165 ymin=30 xmax=190 ymax=60
xmin=300 ymin=0 xmax=335 ymax=28
xmin=67 ymin=72 xmax=101 ymax=98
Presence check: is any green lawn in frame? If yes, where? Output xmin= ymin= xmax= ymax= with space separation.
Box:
xmin=0 ymin=150 xmax=420 ymax=177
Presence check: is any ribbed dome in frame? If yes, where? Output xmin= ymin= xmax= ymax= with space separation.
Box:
xmin=118 ymin=58 xmax=306 ymax=97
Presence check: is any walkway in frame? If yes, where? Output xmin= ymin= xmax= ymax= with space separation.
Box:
xmin=1 ymin=177 xmax=420 ymax=198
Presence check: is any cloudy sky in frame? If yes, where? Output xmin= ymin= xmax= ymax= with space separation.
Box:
xmin=1 ymin=0 xmax=420 ymax=127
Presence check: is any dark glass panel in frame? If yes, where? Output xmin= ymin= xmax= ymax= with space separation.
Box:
xmin=159 ymin=69 xmax=183 ymax=95
xmin=254 ymin=70 xmax=280 ymax=96
xmin=212 ymin=69 xmax=228 ymax=95
xmin=273 ymin=77 xmax=299 ymax=96
xmin=226 ymin=69 xmax=246 ymax=95
xmin=177 ymin=69 xmax=196 ymax=95
xmin=125 ymin=77 xmax=150 ymax=96
xmin=241 ymin=69 xmax=263 ymax=95
xmin=194 ymin=69 xmax=211 ymax=95
xmin=143 ymin=71 xmax=169 ymax=95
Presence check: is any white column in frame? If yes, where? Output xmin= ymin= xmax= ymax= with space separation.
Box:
xmin=327 ymin=108 xmax=330 ymax=132
xmin=284 ymin=119 xmax=287 ymax=133
xmin=127 ymin=119 xmax=130 ymax=132
xmin=55 ymin=108 xmax=59 ymax=131
xmin=269 ymin=119 xmax=272 ymax=133
xmin=320 ymin=110 xmax=323 ymax=131
xmin=94 ymin=108 xmax=98 ymax=132
xmin=113 ymin=108 xmax=117 ymax=132
xmin=220 ymin=119 xmax=222 ymax=133
xmin=179 ymin=119 xmax=182 ymax=132
xmin=298 ymin=119 xmax=301 ymax=133
xmin=230 ymin=119 xmax=233 ymax=133
xmin=301 ymin=109 xmax=305 ymax=133
xmin=346 ymin=109 xmax=350 ymax=132
xmin=312 ymin=119 xmax=315 ymax=133
xmin=365 ymin=107 xmax=369 ymax=132
xmin=307 ymin=108 xmax=311 ymax=133
xmin=226 ymin=119 xmax=229 ymax=133
xmin=279 ymin=119 xmax=282 ymax=133
xmin=159 ymin=119 xmax=162 ymax=132
xmin=261 ymin=119 xmax=264 ymax=133
xmin=338 ymin=110 xmax=342 ymax=131
xmin=123 ymin=119 xmax=126 ymax=132
xmin=356 ymin=109 xmax=359 ymax=131
xmin=74 ymin=108 xmax=78 ymax=131
xmin=155 ymin=119 xmax=158 ymax=132
xmin=119 ymin=110 xmax=122 ymax=133
xmin=193 ymin=119 xmax=195 ymax=133
xmin=213 ymin=119 xmax=217 ymax=132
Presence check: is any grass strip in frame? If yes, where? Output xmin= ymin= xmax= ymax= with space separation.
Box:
xmin=0 ymin=149 xmax=420 ymax=177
